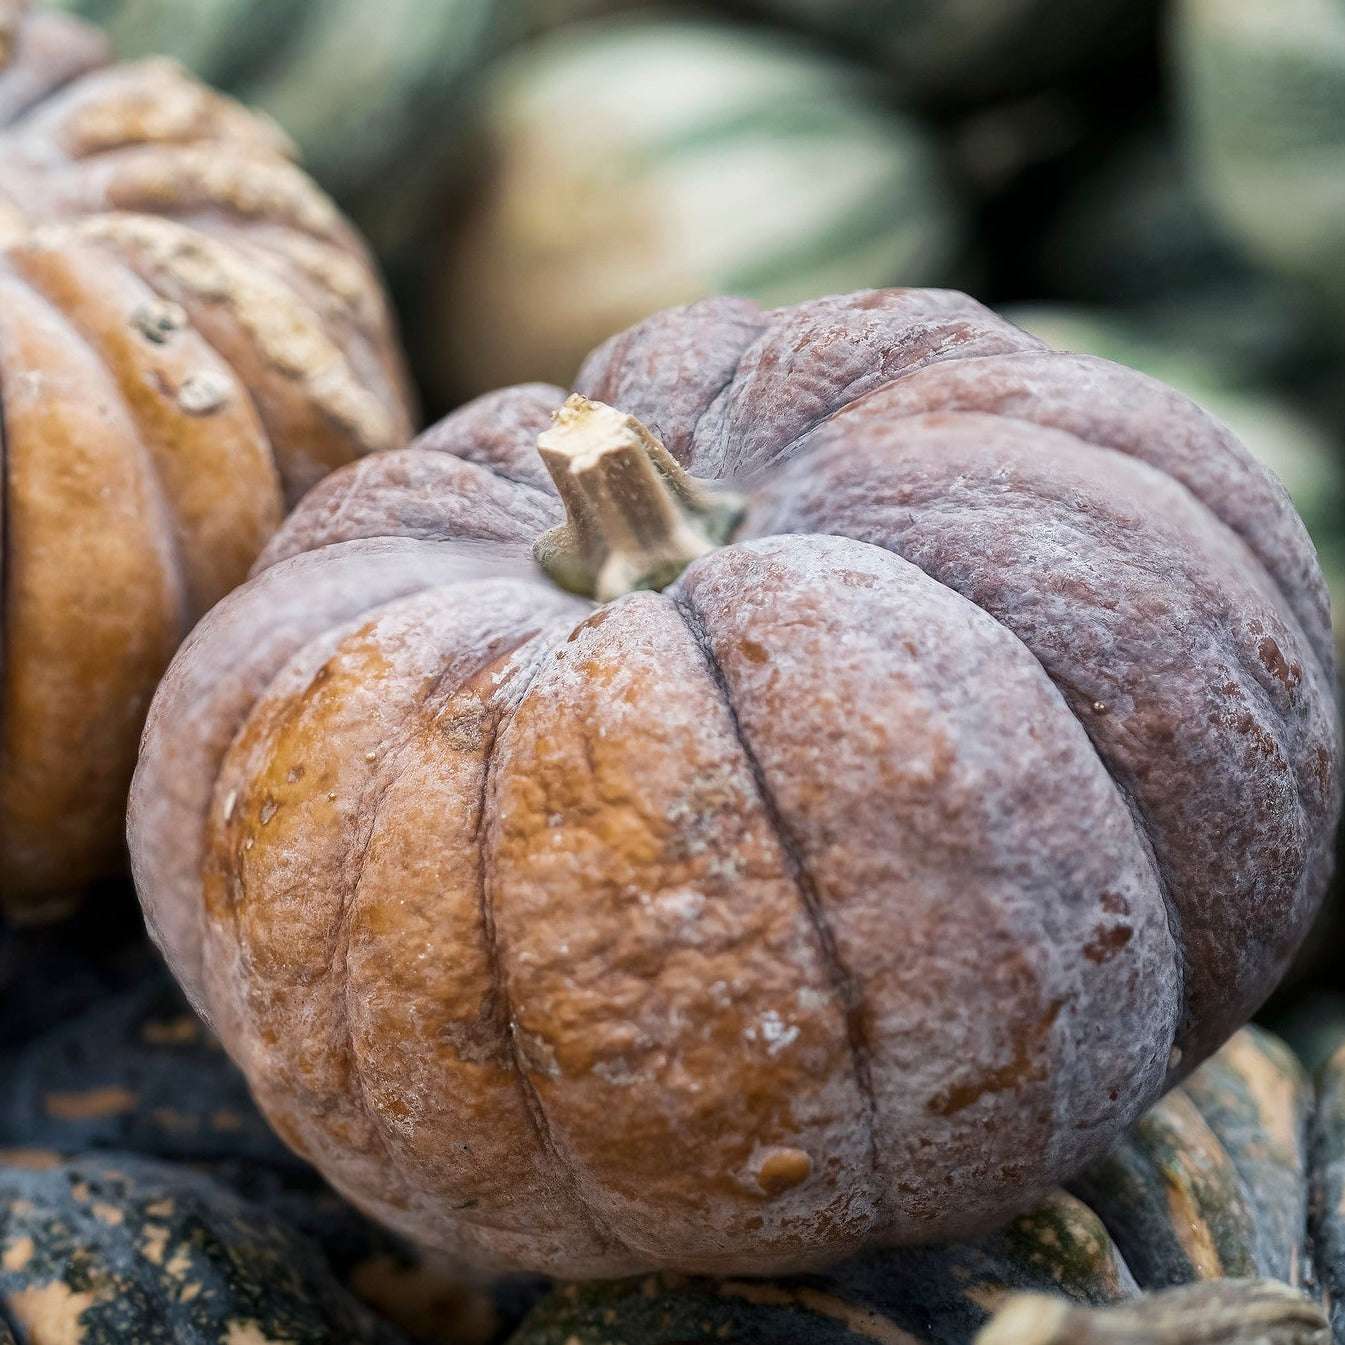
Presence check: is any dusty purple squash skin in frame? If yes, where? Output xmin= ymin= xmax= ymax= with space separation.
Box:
xmin=129 ymin=289 xmax=1340 ymax=1276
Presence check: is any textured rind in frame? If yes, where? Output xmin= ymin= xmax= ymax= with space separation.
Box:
xmin=0 ymin=2 xmax=413 ymax=912
xmin=0 ymin=1153 xmax=410 ymax=1344
xmin=130 ymin=287 xmax=1341 ymax=1276
xmin=505 ymin=1028 xmax=1318 ymax=1345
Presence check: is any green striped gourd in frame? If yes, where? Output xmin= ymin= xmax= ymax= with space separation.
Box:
xmin=506 ymin=1028 xmax=1325 ymax=1345
xmin=0 ymin=1152 xmax=413 ymax=1344
xmin=45 ymin=0 xmax=509 ymax=256
xmin=432 ymin=17 xmax=958 ymax=396
xmin=1175 ymin=0 xmax=1345 ymax=312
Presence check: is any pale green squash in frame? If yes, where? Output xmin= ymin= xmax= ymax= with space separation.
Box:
xmin=1175 ymin=0 xmax=1345 ymax=310
xmin=432 ymin=16 xmax=958 ymax=396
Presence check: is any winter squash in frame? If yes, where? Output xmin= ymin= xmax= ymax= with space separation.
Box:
xmin=0 ymin=2 xmax=414 ymax=918
xmin=130 ymin=287 xmax=1340 ymax=1277
xmin=505 ymin=1027 xmax=1328 ymax=1343
xmin=0 ymin=928 xmax=543 ymax=1345
xmin=748 ymin=0 xmax=1150 ymax=106
xmin=1175 ymin=0 xmax=1345 ymax=315
xmin=432 ymin=18 xmax=957 ymax=397
xmin=0 ymin=1151 xmax=414 ymax=1343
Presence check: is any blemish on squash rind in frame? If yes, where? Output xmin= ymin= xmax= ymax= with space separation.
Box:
xmin=927 ymin=999 xmax=1064 ymax=1117
xmin=1082 ymin=923 xmax=1133 ymax=965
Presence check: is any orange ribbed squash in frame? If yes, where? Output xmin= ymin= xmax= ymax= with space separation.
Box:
xmin=0 ymin=0 xmax=413 ymax=917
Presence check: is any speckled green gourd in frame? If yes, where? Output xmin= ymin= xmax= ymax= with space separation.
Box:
xmin=0 ymin=1153 xmax=410 ymax=1344
xmin=1312 ymin=1039 xmax=1345 ymax=1345
xmin=506 ymin=1029 xmax=1315 ymax=1345
xmin=0 ymin=939 xmax=541 ymax=1345
xmin=433 ymin=16 xmax=958 ymax=396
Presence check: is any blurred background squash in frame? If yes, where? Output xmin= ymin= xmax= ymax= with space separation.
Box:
xmin=430 ymin=16 xmax=959 ymax=398
xmin=1175 ymin=0 xmax=1345 ymax=321
xmin=45 ymin=0 xmax=513 ymax=259
xmin=0 ymin=2 xmax=413 ymax=919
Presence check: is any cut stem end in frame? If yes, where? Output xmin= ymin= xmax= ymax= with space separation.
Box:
xmin=534 ymin=394 xmax=743 ymax=602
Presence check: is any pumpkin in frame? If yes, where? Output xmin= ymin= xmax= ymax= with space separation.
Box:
xmin=432 ymin=17 xmax=957 ymax=397
xmin=1005 ymin=306 xmax=1345 ymax=660
xmin=46 ymin=0 xmax=517 ymax=261
xmin=1174 ymin=0 xmax=1345 ymax=317
xmin=0 ymin=1151 xmax=415 ymax=1344
xmin=0 ymin=925 xmax=545 ymax=1345
xmin=504 ymin=1026 xmax=1330 ymax=1344
xmin=0 ymin=1 xmax=414 ymax=918
xmin=129 ymin=286 xmax=1340 ymax=1277
xmin=747 ymin=0 xmax=1151 ymax=106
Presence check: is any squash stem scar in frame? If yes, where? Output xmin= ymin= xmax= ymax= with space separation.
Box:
xmin=534 ymin=394 xmax=743 ymax=602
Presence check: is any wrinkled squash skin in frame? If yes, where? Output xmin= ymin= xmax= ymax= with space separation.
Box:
xmin=507 ymin=1028 xmax=1323 ymax=1345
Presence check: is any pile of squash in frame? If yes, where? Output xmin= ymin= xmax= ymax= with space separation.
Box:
xmin=2 ymin=0 xmax=1345 ymax=1341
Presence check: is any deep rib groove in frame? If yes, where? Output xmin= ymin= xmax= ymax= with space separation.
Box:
xmin=672 ymin=591 xmax=883 ymax=1197
xmin=474 ymin=633 xmax=626 ymax=1258
xmin=774 ymin=355 xmax=1332 ymax=684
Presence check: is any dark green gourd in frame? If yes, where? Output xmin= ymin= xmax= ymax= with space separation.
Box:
xmin=0 ymin=940 xmax=542 ymax=1345
xmin=0 ymin=1152 xmax=411 ymax=1344
xmin=1312 ymin=1040 xmax=1345 ymax=1345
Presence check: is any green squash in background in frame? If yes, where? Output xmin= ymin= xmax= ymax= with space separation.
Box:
xmin=1175 ymin=0 xmax=1345 ymax=315
xmin=431 ymin=16 xmax=959 ymax=397
xmin=46 ymin=0 xmax=510 ymax=257
xmin=0 ymin=1152 xmax=414 ymax=1345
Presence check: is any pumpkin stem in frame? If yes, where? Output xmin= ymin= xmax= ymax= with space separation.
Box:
xmin=975 ymin=1280 xmax=1328 ymax=1345
xmin=534 ymin=393 xmax=743 ymax=601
